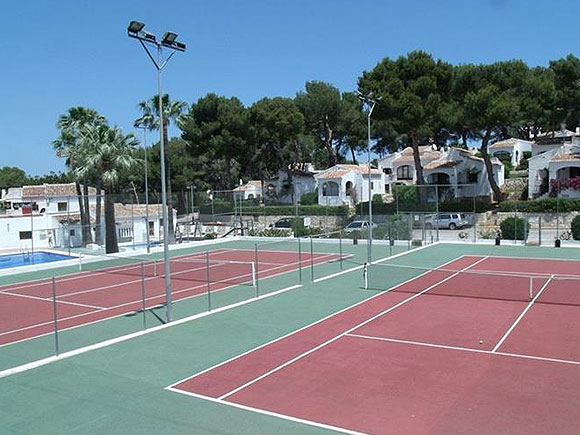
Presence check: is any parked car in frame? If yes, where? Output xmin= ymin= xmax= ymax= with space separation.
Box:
xmin=269 ymin=217 xmax=293 ymax=229
xmin=344 ymin=220 xmax=377 ymax=233
xmin=424 ymin=213 xmax=469 ymax=230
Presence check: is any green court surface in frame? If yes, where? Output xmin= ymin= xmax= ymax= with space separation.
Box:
xmin=1 ymin=241 xmax=580 ymax=434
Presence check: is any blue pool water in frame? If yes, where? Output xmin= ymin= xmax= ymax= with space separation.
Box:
xmin=0 ymin=252 xmax=74 ymax=270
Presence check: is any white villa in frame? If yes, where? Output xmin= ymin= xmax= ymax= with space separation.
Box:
xmin=378 ymin=147 xmax=505 ymax=200
xmin=0 ymin=183 xmax=175 ymax=251
xmin=528 ymin=143 xmax=580 ymax=199
xmin=233 ymin=181 xmax=262 ymax=200
xmin=264 ymin=165 xmax=318 ymax=205
xmin=488 ymin=138 xmax=533 ymax=166
xmin=314 ymin=164 xmax=383 ymax=207
xmin=378 ymin=146 xmax=441 ymax=193
xmin=531 ymin=127 xmax=580 ymax=157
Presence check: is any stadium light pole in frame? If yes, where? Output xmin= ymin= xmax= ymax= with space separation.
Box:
xmin=134 ymin=121 xmax=150 ymax=254
xmin=127 ymin=21 xmax=186 ymax=323
xmin=357 ymin=91 xmax=380 ymax=264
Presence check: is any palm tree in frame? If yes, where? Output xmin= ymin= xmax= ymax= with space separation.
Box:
xmin=135 ymin=94 xmax=187 ymax=243
xmin=76 ymin=125 xmax=139 ymax=254
xmin=53 ymin=107 xmax=107 ymax=246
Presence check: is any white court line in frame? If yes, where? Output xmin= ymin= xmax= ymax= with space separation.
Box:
xmin=166 ymin=243 xmax=448 ymax=389
xmin=491 ymin=275 xmax=554 ymax=353
xmin=0 ymin=254 xmax=334 ymax=344
xmin=345 ymin=333 xmax=580 ymax=367
xmin=165 ymin=387 xmax=371 ymax=435
xmin=217 ymin=255 xmax=487 ymax=400
xmin=0 ymin=291 xmax=105 ymax=311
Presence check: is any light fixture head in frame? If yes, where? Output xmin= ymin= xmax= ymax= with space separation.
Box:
xmin=128 ymin=21 xmax=145 ymax=34
xmin=161 ymin=32 xmax=178 ymax=45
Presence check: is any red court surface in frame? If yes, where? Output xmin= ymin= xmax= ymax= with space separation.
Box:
xmin=0 ymin=248 xmax=339 ymax=346
xmin=169 ymin=255 xmax=580 ymax=435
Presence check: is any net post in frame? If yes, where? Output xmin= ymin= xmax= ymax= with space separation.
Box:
xmin=529 ymin=276 xmax=533 ymax=301
xmin=78 ymin=254 xmax=83 ymax=271
xmin=251 ymin=262 xmax=257 ymax=287
xmin=310 ymin=236 xmax=314 ymax=281
xmin=363 ymin=262 xmax=368 ymax=290
xmin=339 ymin=231 xmax=343 ymax=271
xmin=140 ymin=262 xmax=147 ymax=330
xmin=51 ymin=277 xmax=60 ymax=356
xmin=206 ymin=251 xmax=212 ymax=311
xmin=297 ymin=237 xmax=302 ymax=283
xmin=254 ymin=244 xmax=260 ymax=297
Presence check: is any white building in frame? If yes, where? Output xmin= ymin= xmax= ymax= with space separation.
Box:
xmin=378 ymin=146 xmax=441 ymax=193
xmin=0 ymin=183 xmax=175 ymax=251
xmin=488 ymin=138 xmax=533 ymax=166
xmin=378 ymin=147 xmax=504 ymax=200
xmin=528 ymin=143 xmax=580 ymax=199
xmin=264 ymin=166 xmax=318 ymax=205
xmin=314 ymin=164 xmax=383 ymax=207
xmin=531 ymin=127 xmax=580 ymax=157
xmin=233 ymin=181 xmax=262 ymax=200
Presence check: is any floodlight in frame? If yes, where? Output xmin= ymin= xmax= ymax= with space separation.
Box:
xmin=128 ymin=21 xmax=145 ymax=34
xmin=161 ymin=32 xmax=178 ymax=45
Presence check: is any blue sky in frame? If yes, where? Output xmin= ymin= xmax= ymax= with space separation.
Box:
xmin=1 ymin=0 xmax=579 ymax=175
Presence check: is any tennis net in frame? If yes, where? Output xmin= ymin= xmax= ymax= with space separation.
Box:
xmin=80 ymin=253 xmax=257 ymax=287
xmin=364 ymin=261 xmax=580 ymax=305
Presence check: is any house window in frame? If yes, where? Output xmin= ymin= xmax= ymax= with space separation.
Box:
xmin=345 ymin=181 xmax=353 ymax=196
xmin=383 ymin=168 xmax=392 ymax=175
xmin=58 ymin=202 xmax=68 ymax=212
xmin=397 ymin=165 xmax=412 ymax=180
xmin=19 ymin=231 xmax=32 ymax=240
xmin=69 ymin=229 xmax=76 ymax=236
xmin=322 ymin=181 xmax=339 ymax=197
xmin=468 ymin=172 xmax=479 ymax=184
xmin=370 ymin=182 xmax=374 ymax=189
xmin=148 ymin=221 xmax=155 ymax=236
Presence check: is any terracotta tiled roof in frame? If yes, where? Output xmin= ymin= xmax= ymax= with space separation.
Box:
xmin=315 ymin=165 xmax=382 ymax=179
xmin=424 ymin=160 xmax=458 ymax=170
xmin=22 ymin=183 xmax=97 ymax=198
xmin=489 ymin=138 xmax=533 ymax=149
xmin=234 ymin=181 xmax=262 ymax=192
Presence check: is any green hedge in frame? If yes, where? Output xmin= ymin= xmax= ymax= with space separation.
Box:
xmin=500 ymin=217 xmax=527 ymax=240
xmin=199 ymin=203 xmax=349 ymax=216
xmin=499 ymin=198 xmax=580 ymax=213
xmin=572 ymin=215 xmax=580 ymax=240
xmin=358 ymin=198 xmax=493 ymax=214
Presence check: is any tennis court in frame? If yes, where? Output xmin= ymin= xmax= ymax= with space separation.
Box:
xmin=2 ymin=241 xmax=580 ymax=435
xmin=0 ymin=247 xmax=342 ymax=346
xmin=168 ymin=254 xmax=580 ymax=435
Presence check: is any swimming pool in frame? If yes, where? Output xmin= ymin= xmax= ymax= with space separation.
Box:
xmin=0 ymin=251 xmax=75 ymax=270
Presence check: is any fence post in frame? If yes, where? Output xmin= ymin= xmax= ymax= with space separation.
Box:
xmin=339 ymin=231 xmax=343 ymax=271
xmin=51 ymin=277 xmax=60 ymax=356
xmin=206 ymin=251 xmax=212 ymax=311
xmin=310 ymin=236 xmax=315 ymax=281
xmin=141 ymin=262 xmax=147 ymax=329
xmin=298 ymin=237 xmax=302 ymax=283
xmin=435 ymin=184 xmax=440 ymax=242
xmin=254 ymin=244 xmax=260 ymax=297
xmin=538 ymin=215 xmax=542 ymax=246
xmin=473 ymin=196 xmax=477 ymax=243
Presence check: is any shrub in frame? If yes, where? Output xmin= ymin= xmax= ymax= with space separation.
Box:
xmin=240 ymin=205 xmax=350 ymax=216
xmin=247 ymin=228 xmax=290 ymax=237
xmin=499 ymin=198 xmax=580 ymax=213
xmin=290 ymin=218 xmax=323 ymax=237
xmin=500 ymin=217 xmax=527 ymax=240
xmin=571 ymin=215 xmax=580 ymax=240
xmin=300 ymin=190 xmax=318 ymax=205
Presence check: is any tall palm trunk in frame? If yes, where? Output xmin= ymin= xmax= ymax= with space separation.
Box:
xmin=74 ymin=181 xmax=87 ymax=247
xmin=163 ymin=122 xmax=175 ymax=243
xmin=82 ymin=183 xmax=93 ymax=244
xmin=95 ymin=178 xmax=103 ymax=245
xmin=104 ymin=189 xmax=118 ymax=254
